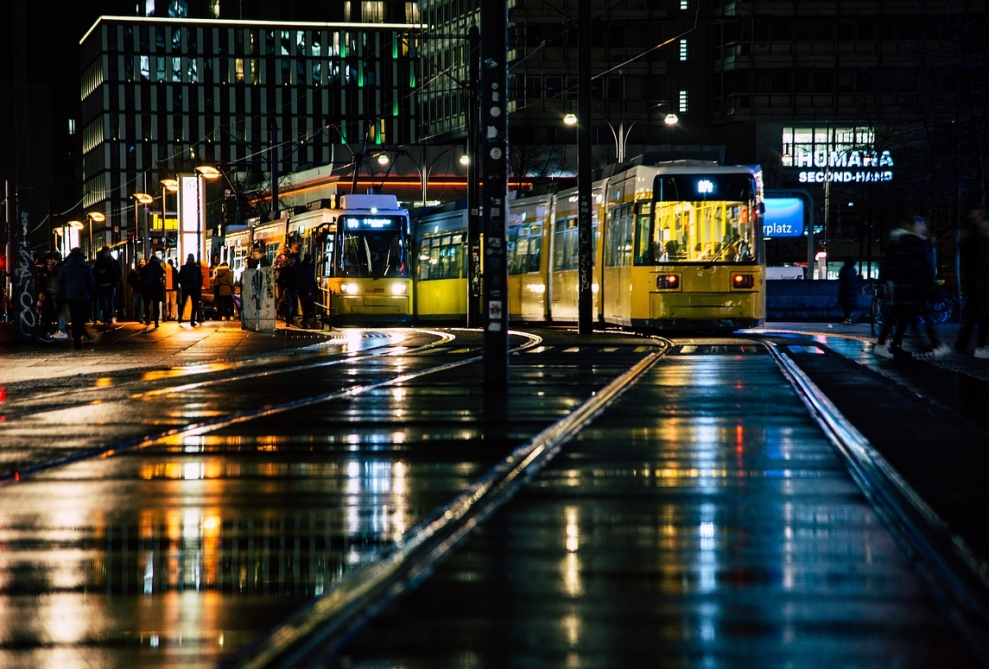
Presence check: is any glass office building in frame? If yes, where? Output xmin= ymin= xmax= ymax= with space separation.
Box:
xmin=79 ymin=16 xmax=423 ymax=250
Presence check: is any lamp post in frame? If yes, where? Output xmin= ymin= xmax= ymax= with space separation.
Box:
xmin=132 ymin=192 xmax=154 ymax=261
xmin=376 ymin=147 xmax=469 ymax=205
xmin=86 ymin=211 xmax=105 ymax=259
xmin=196 ymin=165 xmax=241 ymax=239
xmin=160 ymin=178 xmax=178 ymax=258
xmin=564 ymin=103 xmax=678 ymax=164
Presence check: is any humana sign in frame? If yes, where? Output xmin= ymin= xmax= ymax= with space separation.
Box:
xmin=793 ymin=147 xmax=894 ymax=183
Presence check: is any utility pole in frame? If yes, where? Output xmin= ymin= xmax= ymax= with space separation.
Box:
xmin=576 ymin=0 xmax=593 ymax=334
xmin=467 ymin=25 xmax=482 ymax=328
xmin=481 ymin=1 xmax=509 ymax=386
xmin=12 ymin=0 xmax=35 ymax=341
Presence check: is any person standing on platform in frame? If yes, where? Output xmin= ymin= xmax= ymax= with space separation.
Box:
xmin=141 ymin=254 xmax=166 ymax=328
xmin=164 ymin=258 xmax=179 ymax=321
xmin=178 ymin=254 xmax=203 ymax=327
xmin=128 ymin=258 xmax=146 ymax=323
xmin=57 ymin=247 xmax=96 ymax=350
xmin=954 ymin=206 xmax=989 ymax=357
xmin=277 ymin=253 xmax=300 ymax=325
xmin=93 ymin=246 xmax=122 ymax=325
xmin=837 ymin=256 xmax=860 ymax=324
xmin=297 ymin=252 xmax=318 ymax=328
xmin=213 ymin=258 xmax=235 ymax=320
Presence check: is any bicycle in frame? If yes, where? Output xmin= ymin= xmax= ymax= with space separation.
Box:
xmin=869 ymin=281 xmax=889 ymax=337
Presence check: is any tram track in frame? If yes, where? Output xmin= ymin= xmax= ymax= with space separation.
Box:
xmin=4 ymin=330 xmax=986 ymax=667
xmin=226 ymin=334 xmax=989 ymax=668
xmin=0 ymin=329 xmax=544 ymax=482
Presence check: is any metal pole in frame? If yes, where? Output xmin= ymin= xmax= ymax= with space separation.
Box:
xmin=576 ymin=0 xmax=593 ymax=334
xmin=481 ymin=0 xmax=509 ymax=386
xmin=12 ymin=0 xmax=35 ymax=341
xmin=467 ymin=24 xmax=482 ymax=328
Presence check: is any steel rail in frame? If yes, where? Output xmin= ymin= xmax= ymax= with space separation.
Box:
xmin=1 ymin=330 xmax=544 ymax=483
xmin=768 ymin=341 xmax=989 ymax=664
xmin=222 ymin=343 xmax=669 ymax=669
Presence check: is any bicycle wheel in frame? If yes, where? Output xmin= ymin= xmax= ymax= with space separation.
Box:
xmin=925 ymin=295 xmax=955 ymax=324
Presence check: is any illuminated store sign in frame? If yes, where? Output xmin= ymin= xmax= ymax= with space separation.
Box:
xmin=782 ymin=126 xmax=894 ymax=184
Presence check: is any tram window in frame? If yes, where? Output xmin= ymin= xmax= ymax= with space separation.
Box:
xmin=554 ymin=217 xmax=579 ymax=271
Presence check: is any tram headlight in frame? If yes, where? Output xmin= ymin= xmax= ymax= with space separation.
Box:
xmin=731 ymin=273 xmax=755 ymax=289
xmin=341 ymin=282 xmax=359 ymax=295
xmin=391 ymin=282 xmax=408 ymax=296
xmin=656 ymin=274 xmax=680 ymax=290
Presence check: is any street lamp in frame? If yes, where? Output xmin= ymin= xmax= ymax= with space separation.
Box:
xmin=132 ymin=192 xmax=154 ymax=261
xmin=160 ymin=178 xmax=178 ymax=257
xmin=376 ymin=147 xmax=469 ymax=205
xmin=563 ymin=103 xmax=678 ymax=163
xmin=196 ymin=165 xmax=241 ymax=237
xmin=86 ymin=211 xmax=105 ymax=258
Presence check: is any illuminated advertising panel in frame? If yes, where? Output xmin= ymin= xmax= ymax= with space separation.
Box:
xmin=177 ymin=174 xmax=205 ymax=262
xmin=763 ymin=197 xmax=805 ymax=238
xmin=782 ymin=126 xmax=893 ymax=184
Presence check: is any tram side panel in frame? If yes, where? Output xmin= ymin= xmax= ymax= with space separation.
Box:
xmin=414 ymin=209 xmax=470 ymax=324
xmin=507 ymin=193 xmax=553 ymax=323
xmin=546 ymin=185 xmax=603 ymax=324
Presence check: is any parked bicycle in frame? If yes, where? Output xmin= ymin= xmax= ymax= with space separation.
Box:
xmin=869 ymin=280 xmax=961 ymax=337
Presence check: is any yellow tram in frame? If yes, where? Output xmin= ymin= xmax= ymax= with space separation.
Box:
xmin=221 ymin=194 xmax=413 ymax=326
xmin=413 ymin=159 xmax=765 ymax=332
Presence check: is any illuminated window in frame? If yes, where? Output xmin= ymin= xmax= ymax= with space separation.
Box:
xmin=363 ymin=2 xmax=384 ymax=22
xmin=679 ymin=90 xmax=688 ymax=113
xmin=68 ymin=119 xmax=76 ymax=135
xmin=680 ymin=39 xmax=688 ymax=61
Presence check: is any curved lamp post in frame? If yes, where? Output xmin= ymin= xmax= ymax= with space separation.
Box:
xmin=376 ymin=148 xmax=470 ymax=204
xmin=86 ymin=211 xmax=105 ymax=258
xmin=132 ymin=192 xmax=154 ymax=260
xmin=564 ymin=104 xmax=678 ymax=163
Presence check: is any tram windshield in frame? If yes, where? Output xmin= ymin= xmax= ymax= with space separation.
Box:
xmin=338 ymin=215 xmax=409 ymax=278
xmin=634 ymin=174 xmax=760 ymax=265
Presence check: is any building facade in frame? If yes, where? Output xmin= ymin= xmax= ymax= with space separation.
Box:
xmin=78 ymin=15 xmax=424 ymax=258
xmin=418 ymin=0 xmax=987 ymax=273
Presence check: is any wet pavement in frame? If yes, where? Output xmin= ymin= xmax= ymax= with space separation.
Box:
xmin=1 ymin=319 xmax=989 ymax=667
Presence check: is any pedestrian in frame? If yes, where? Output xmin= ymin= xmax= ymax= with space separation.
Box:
xmin=57 ymin=247 xmax=96 ymax=350
xmin=297 ymin=252 xmax=318 ymax=328
xmin=277 ymin=253 xmax=300 ymax=325
xmin=128 ymin=258 xmax=146 ymax=323
xmin=142 ymin=254 xmax=166 ymax=328
xmin=837 ymin=256 xmax=859 ymax=324
xmin=178 ymin=253 xmax=203 ymax=327
xmin=874 ymin=215 xmax=950 ymax=359
xmin=213 ymin=258 xmax=235 ymax=320
xmin=954 ymin=206 xmax=989 ymax=357
xmin=93 ymin=246 xmax=122 ymax=325
xmin=165 ymin=258 xmax=179 ymax=321
xmin=49 ymin=251 xmax=70 ymax=340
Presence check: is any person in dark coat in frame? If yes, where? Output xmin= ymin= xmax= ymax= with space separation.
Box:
xmin=276 ymin=253 xmax=300 ymax=325
xmin=177 ymin=254 xmax=203 ymax=327
xmin=92 ymin=246 xmax=122 ymax=325
xmin=57 ymin=247 xmax=96 ymax=350
xmin=141 ymin=254 xmax=166 ymax=328
xmin=875 ymin=215 xmax=947 ymax=359
xmin=297 ymin=253 xmax=318 ymax=328
xmin=954 ymin=206 xmax=989 ymax=357
xmin=837 ymin=256 xmax=859 ymax=324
